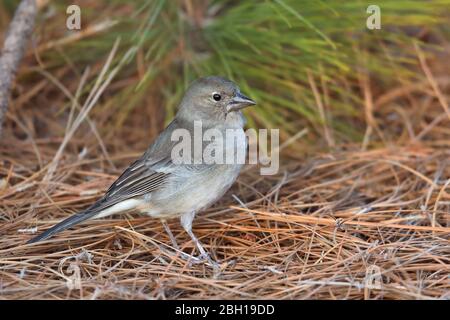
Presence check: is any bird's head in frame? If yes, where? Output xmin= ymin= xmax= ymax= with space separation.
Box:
xmin=177 ymin=76 xmax=256 ymax=126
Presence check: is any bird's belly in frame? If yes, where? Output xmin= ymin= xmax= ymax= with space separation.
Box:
xmin=140 ymin=126 xmax=246 ymax=219
xmin=142 ymin=164 xmax=243 ymax=219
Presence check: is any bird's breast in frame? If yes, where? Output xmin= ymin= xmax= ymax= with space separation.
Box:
xmin=143 ymin=126 xmax=246 ymax=219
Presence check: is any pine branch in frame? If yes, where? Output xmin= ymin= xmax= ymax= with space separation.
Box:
xmin=0 ymin=0 xmax=38 ymax=136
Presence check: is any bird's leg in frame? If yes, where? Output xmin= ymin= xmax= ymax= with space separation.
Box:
xmin=180 ymin=211 xmax=219 ymax=269
xmin=180 ymin=211 xmax=207 ymax=258
xmin=160 ymin=220 xmax=204 ymax=263
xmin=161 ymin=220 xmax=179 ymax=250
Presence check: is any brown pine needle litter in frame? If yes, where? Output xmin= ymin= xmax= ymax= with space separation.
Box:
xmin=1 ymin=125 xmax=449 ymax=299
xmin=0 ymin=6 xmax=449 ymax=300
xmin=1 ymin=53 xmax=450 ymax=299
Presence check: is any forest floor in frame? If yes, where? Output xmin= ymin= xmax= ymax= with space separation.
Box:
xmin=1 ymin=83 xmax=449 ymax=298
xmin=0 ymin=10 xmax=449 ymax=298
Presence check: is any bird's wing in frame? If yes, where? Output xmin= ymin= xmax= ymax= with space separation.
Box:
xmin=27 ymin=155 xmax=174 ymax=244
xmin=101 ymin=156 xmax=172 ymax=205
xmin=99 ymin=117 xmax=184 ymax=207
xmin=27 ymin=119 xmax=182 ymax=244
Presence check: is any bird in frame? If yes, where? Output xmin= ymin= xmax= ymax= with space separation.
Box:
xmin=27 ymin=76 xmax=256 ymax=266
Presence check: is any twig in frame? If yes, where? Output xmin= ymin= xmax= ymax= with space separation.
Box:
xmin=0 ymin=0 xmax=38 ymax=136
xmin=414 ymin=43 xmax=450 ymax=121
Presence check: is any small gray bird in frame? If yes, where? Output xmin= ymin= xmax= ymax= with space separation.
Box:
xmin=27 ymin=76 xmax=255 ymax=265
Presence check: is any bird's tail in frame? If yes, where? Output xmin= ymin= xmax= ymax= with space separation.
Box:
xmin=27 ymin=203 xmax=101 ymax=244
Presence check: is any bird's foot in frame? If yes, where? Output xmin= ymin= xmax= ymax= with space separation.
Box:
xmin=159 ymin=244 xmax=220 ymax=271
xmin=160 ymin=213 xmax=222 ymax=274
xmin=177 ymin=249 xmax=220 ymax=272
xmin=195 ymin=251 xmax=221 ymax=271
xmin=160 ymin=246 xmax=220 ymax=268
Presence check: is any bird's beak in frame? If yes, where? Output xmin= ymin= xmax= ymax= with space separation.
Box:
xmin=227 ymin=92 xmax=256 ymax=113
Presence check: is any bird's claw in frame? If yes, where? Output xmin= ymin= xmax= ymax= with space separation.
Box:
xmin=164 ymin=247 xmax=220 ymax=271
xmin=197 ymin=252 xmax=221 ymax=270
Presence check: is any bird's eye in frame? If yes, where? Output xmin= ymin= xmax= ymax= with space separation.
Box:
xmin=212 ymin=93 xmax=221 ymax=101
